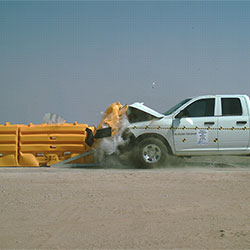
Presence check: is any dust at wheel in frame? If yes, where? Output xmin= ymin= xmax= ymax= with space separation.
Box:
xmin=134 ymin=137 xmax=168 ymax=168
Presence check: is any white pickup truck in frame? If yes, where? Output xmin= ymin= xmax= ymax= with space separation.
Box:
xmin=123 ymin=95 xmax=250 ymax=167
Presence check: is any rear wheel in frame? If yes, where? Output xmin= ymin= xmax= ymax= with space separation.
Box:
xmin=134 ymin=137 xmax=168 ymax=168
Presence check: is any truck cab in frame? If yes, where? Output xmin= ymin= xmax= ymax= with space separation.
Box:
xmin=126 ymin=95 xmax=250 ymax=167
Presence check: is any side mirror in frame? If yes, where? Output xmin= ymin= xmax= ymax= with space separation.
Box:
xmin=175 ymin=110 xmax=187 ymax=119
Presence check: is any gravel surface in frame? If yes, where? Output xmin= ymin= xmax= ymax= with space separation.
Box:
xmin=0 ymin=163 xmax=250 ymax=249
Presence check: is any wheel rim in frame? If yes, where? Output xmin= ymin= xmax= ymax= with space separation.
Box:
xmin=142 ymin=144 xmax=161 ymax=164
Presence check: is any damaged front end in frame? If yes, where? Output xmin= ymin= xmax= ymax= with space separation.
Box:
xmin=86 ymin=102 xmax=164 ymax=145
xmin=85 ymin=102 xmax=164 ymax=158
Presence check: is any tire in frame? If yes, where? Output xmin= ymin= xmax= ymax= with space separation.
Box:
xmin=133 ymin=137 xmax=168 ymax=168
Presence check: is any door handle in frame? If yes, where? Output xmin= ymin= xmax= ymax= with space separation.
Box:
xmin=204 ymin=122 xmax=215 ymax=125
xmin=236 ymin=121 xmax=247 ymax=125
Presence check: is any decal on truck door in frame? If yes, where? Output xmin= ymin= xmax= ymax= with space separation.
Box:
xmin=197 ymin=129 xmax=208 ymax=145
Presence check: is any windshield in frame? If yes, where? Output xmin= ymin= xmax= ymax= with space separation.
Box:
xmin=163 ymin=98 xmax=191 ymax=115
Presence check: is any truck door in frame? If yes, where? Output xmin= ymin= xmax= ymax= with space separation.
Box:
xmin=218 ymin=97 xmax=250 ymax=153
xmin=173 ymin=97 xmax=218 ymax=155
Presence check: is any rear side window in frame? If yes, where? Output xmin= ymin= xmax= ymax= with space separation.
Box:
xmin=183 ymin=98 xmax=215 ymax=117
xmin=222 ymin=98 xmax=242 ymax=116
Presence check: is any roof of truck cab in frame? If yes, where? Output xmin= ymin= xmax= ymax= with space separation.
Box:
xmin=191 ymin=94 xmax=249 ymax=99
xmin=215 ymin=94 xmax=249 ymax=98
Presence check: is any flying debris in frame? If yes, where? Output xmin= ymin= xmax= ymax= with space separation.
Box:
xmin=43 ymin=113 xmax=66 ymax=124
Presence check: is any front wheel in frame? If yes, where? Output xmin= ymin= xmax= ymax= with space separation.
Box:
xmin=134 ymin=137 xmax=168 ymax=168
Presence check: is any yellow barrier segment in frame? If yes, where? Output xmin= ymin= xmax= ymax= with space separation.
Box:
xmin=18 ymin=123 xmax=95 ymax=167
xmin=0 ymin=124 xmax=18 ymax=166
xmin=97 ymin=102 xmax=128 ymax=135
xmin=0 ymin=123 xmax=96 ymax=167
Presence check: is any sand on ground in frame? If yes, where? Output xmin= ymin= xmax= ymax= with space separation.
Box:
xmin=0 ymin=162 xmax=250 ymax=249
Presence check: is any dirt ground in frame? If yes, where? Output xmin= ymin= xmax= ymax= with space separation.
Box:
xmin=0 ymin=159 xmax=250 ymax=249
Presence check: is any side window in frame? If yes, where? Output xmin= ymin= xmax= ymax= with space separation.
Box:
xmin=183 ymin=98 xmax=215 ymax=117
xmin=221 ymin=98 xmax=242 ymax=116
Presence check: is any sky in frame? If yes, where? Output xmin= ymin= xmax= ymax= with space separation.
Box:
xmin=0 ymin=1 xmax=250 ymax=126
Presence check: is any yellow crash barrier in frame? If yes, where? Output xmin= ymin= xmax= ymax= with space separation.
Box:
xmin=0 ymin=102 xmax=126 ymax=167
xmin=0 ymin=123 xmax=95 ymax=167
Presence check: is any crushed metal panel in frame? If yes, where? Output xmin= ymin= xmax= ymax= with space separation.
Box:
xmin=129 ymin=102 xmax=164 ymax=118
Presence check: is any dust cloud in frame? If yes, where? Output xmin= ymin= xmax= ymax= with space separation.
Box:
xmin=43 ymin=113 xmax=66 ymax=124
xmin=97 ymin=139 xmax=250 ymax=169
xmin=100 ymin=154 xmax=250 ymax=170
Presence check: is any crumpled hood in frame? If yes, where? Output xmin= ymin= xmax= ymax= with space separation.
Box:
xmin=129 ymin=102 xmax=164 ymax=118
